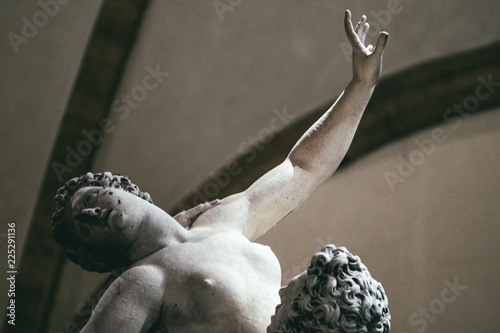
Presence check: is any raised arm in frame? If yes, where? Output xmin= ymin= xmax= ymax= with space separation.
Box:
xmin=195 ymin=11 xmax=388 ymax=240
xmin=288 ymin=10 xmax=388 ymax=173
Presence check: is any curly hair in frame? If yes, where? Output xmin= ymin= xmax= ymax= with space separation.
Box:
xmin=52 ymin=172 xmax=153 ymax=273
xmin=275 ymin=244 xmax=390 ymax=333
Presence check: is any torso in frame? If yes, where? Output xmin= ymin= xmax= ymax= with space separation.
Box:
xmin=137 ymin=225 xmax=282 ymax=333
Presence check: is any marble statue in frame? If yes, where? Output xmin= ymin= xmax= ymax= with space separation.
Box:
xmin=268 ymin=245 xmax=390 ymax=333
xmin=52 ymin=10 xmax=389 ymax=333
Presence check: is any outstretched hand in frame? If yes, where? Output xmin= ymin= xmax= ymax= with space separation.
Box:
xmin=344 ymin=9 xmax=389 ymax=85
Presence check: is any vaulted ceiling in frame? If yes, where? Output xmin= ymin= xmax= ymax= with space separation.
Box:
xmin=4 ymin=1 xmax=499 ymax=332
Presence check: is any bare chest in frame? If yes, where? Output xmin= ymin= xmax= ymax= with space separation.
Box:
xmin=154 ymin=231 xmax=281 ymax=332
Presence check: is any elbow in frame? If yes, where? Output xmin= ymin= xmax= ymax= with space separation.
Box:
xmin=286 ymin=157 xmax=333 ymax=193
xmin=287 ymin=147 xmax=320 ymax=172
xmin=288 ymin=154 xmax=311 ymax=171
xmin=287 ymin=153 xmax=335 ymax=176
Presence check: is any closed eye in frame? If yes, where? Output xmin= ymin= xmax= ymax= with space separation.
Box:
xmin=83 ymin=189 xmax=99 ymax=207
xmin=83 ymin=194 xmax=90 ymax=207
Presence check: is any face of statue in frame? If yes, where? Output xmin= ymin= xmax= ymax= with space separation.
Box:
xmin=69 ymin=186 xmax=151 ymax=250
xmin=267 ymin=271 xmax=307 ymax=332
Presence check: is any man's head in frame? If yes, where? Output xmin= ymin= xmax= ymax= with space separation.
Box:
xmin=52 ymin=172 xmax=153 ymax=273
xmin=269 ymin=244 xmax=390 ymax=333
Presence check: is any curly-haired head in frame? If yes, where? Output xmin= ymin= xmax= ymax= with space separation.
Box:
xmin=52 ymin=172 xmax=153 ymax=273
xmin=270 ymin=244 xmax=390 ymax=333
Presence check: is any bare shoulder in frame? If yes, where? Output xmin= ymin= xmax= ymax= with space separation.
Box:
xmin=107 ymin=264 xmax=165 ymax=303
xmin=190 ymin=159 xmax=312 ymax=240
xmin=189 ymin=192 xmax=252 ymax=234
xmin=122 ymin=263 xmax=165 ymax=287
xmin=81 ymin=265 xmax=165 ymax=332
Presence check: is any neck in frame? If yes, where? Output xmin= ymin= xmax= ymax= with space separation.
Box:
xmin=125 ymin=204 xmax=188 ymax=264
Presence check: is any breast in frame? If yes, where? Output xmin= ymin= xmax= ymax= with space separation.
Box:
xmin=159 ymin=230 xmax=281 ymax=332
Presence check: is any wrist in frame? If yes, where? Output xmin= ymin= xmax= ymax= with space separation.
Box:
xmin=348 ymin=78 xmax=377 ymax=91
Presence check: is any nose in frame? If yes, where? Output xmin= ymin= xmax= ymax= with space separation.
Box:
xmin=81 ymin=207 xmax=101 ymax=218
xmin=278 ymin=287 xmax=285 ymax=298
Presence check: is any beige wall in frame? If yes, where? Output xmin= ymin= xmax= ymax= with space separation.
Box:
xmin=1 ymin=0 xmax=499 ymax=332
xmin=0 ymin=0 xmax=103 ymax=250
xmin=261 ymin=108 xmax=500 ymax=332
xmin=0 ymin=0 xmax=104 ymax=329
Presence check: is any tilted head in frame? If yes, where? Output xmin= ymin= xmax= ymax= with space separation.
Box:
xmin=52 ymin=172 xmax=153 ymax=273
xmin=269 ymin=244 xmax=390 ymax=333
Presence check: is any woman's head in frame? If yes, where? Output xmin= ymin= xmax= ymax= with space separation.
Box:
xmin=52 ymin=172 xmax=152 ymax=272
